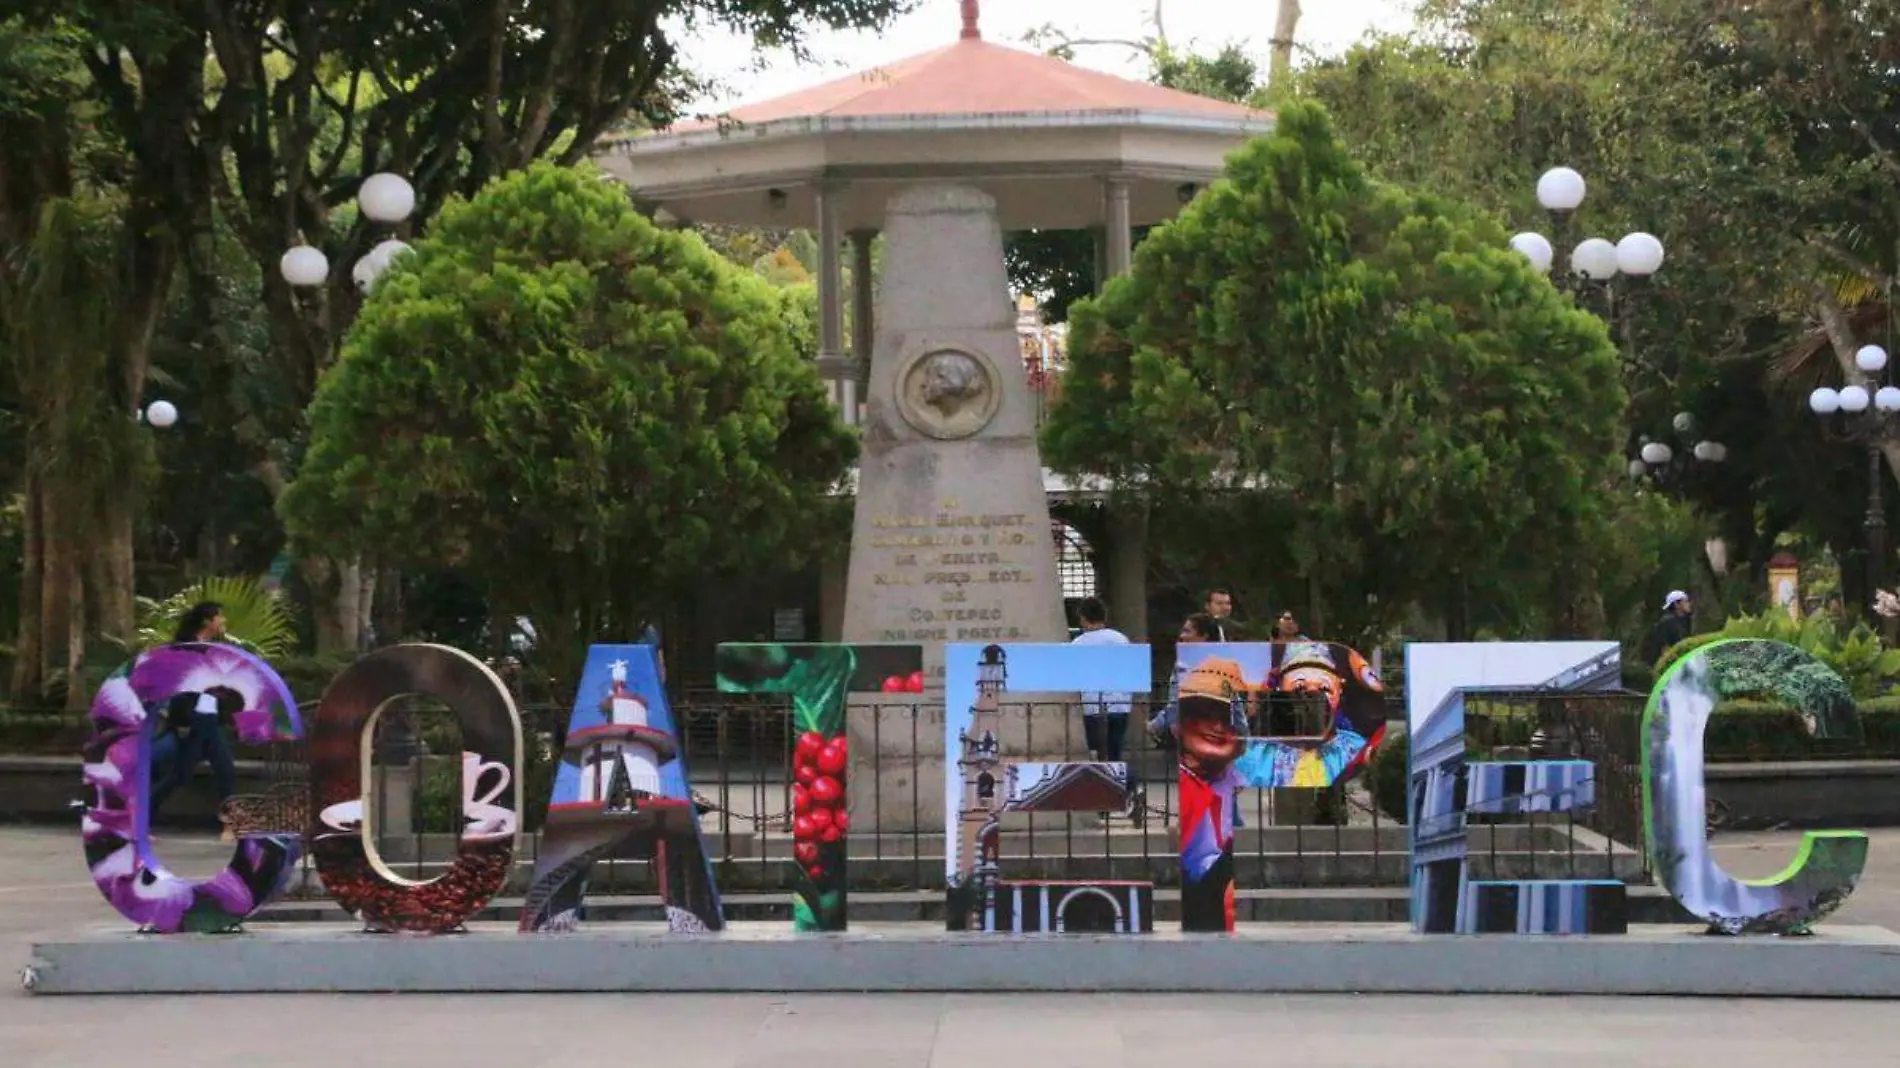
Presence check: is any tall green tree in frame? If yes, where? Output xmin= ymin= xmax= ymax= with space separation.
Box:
xmin=3 ymin=0 xmax=913 ymax=654
xmin=0 ymin=17 xmax=159 ymax=702
xmin=1041 ymin=103 xmax=1625 ymax=640
xmin=1295 ymin=0 xmax=1900 ymax=617
xmin=280 ymin=164 xmax=856 ymax=691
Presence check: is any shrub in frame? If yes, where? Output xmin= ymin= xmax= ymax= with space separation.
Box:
xmin=1369 ymin=730 xmax=1410 ymax=824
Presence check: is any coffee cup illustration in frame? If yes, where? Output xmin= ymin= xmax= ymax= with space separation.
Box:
xmin=460 ymin=752 xmax=515 ymax=842
xmin=316 ymin=799 xmax=363 ymax=837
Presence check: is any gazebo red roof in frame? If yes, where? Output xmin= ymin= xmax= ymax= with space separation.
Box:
xmin=674 ymin=4 xmax=1263 ymax=132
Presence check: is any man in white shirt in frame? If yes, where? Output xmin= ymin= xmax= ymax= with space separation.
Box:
xmin=1071 ymin=598 xmax=1133 ymax=761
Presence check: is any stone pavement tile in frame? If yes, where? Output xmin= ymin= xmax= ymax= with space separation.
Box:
xmin=732 ymin=994 xmax=946 ymax=1068
xmin=3 ymin=994 xmax=781 ymax=1068
xmin=932 ymin=995 xmax=1126 ymax=1068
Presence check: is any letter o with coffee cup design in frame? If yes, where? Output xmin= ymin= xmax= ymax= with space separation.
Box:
xmin=307 ymin=644 xmax=524 ymax=933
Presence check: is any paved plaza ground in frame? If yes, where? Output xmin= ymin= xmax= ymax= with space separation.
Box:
xmin=2 ymin=825 xmax=1898 ymax=1065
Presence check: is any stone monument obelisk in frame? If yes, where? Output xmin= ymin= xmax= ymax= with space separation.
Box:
xmin=843 ymin=184 xmax=1069 ymax=833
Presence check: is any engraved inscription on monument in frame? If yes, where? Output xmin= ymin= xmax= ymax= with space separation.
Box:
xmin=866 ymin=500 xmax=1041 ymax=647
xmin=898 ymin=349 xmax=1000 ymax=441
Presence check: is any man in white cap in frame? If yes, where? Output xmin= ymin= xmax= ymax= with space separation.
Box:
xmin=1645 ymin=590 xmax=1695 ymax=664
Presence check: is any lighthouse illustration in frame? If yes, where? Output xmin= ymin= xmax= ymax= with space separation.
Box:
xmin=574 ymin=659 xmax=675 ymax=806
xmin=525 ymin=649 xmax=722 ymax=934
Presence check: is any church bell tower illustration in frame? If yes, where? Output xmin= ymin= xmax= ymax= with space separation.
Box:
xmin=955 ymin=645 xmax=1008 ymax=925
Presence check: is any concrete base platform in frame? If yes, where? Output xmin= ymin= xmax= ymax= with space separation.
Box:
xmin=26 ymin=921 xmax=1900 ymax=997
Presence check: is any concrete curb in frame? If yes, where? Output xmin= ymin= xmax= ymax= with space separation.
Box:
xmin=26 ymin=922 xmax=1900 ymax=997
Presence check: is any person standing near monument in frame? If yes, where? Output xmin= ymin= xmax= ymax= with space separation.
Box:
xmin=1070 ymin=598 xmax=1132 ymax=761
xmin=1147 ymin=615 xmax=1250 ymax=744
xmin=1204 ymin=587 xmax=1243 ymax=640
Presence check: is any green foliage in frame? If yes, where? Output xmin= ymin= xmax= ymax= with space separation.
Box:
xmin=133 ymin=575 xmax=299 ymax=659
xmin=1659 ymin=614 xmax=1900 ymax=701
xmin=1368 ymin=729 xmax=1410 ymax=823
xmin=1044 ymin=103 xmax=1624 ymax=637
xmin=269 ymin=652 xmax=356 ymax=703
xmin=1704 ymin=699 xmax=1900 ymax=761
xmin=1292 ymin=0 xmax=1897 ymax=613
xmin=280 ymin=163 xmax=856 ymax=691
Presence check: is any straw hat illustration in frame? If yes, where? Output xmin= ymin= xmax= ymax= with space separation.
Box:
xmin=1179 ymin=657 xmax=1253 ymax=705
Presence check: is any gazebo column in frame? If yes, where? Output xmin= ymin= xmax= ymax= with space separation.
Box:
xmin=1100 ymin=175 xmax=1147 ymax=638
xmin=815 ymin=182 xmax=855 ymax=424
xmin=850 ymin=229 xmax=878 ymax=422
xmin=1104 ymin=176 xmax=1134 ymax=277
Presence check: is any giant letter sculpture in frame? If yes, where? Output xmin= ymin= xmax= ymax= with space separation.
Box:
xmin=943 ymin=642 xmax=1151 ymax=933
xmin=82 ymin=643 xmax=303 ymax=933
xmin=309 ymin=644 xmax=522 ymax=934
xmin=1406 ymin=642 xmax=1624 ymax=935
xmin=521 ymin=645 xmax=724 ymax=933
xmin=1644 ymin=639 xmax=1867 ymax=934
xmin=1166 ymin=643 xmax=1387 ymax=932
xmin=715 ymin=643 xmax=923 ymax=931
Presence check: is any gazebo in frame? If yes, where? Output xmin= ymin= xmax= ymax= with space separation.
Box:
xmin=596 ymin=0 xmax=1271 ymax=418
xmin=594 ymin=0 xmax=1273 ymax=639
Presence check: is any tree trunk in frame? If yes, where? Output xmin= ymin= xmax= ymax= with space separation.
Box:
xmin=91 ymin=494 xmax=137 ymax=650
xmin=40 ymin=488 xmax=72 ymax=691
xmin=1270 ymin=0 xmax=1303 ymax=88
xmin=303 ymin=555 xmax=370 ymax=654
xmin=11 ymin=474 xmax=46 ymax=703
xmin=374 ymin=564 xmax=404 ymax=647
xmin=1106 ymin=503 xmax=1150 ymax=640
xmin=1447 ymin=571 xmax=1471 ymax=642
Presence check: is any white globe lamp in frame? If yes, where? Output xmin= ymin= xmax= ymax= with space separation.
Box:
xmin=358 ymin=173 xmax=416 ymax=224
xmin=1628 ymin=458 xmax=1649 ymax=479
xmin=145 ymin=400 xmax=178 ymax=429
xmin=1878 ymin=386 xmax=1900 ymax=412
xmin=1571 ymin=238 xmax=1621 ymax=281
xmin=368 ymin=239 xmax=413 ymax=271
xmin=1617 ymin=232 xmax=1666 ymax=276
xmin=1857 ymin=345 xmax=1889 ymax=373
xmin=1673 ymin=411 xmax=1695 ymax=434
xmin=1537 ymin=167 xmax=1587 ymax=212
xmin=279 ymin=246 xmax=329 ymax=287
xmin=1841 ymin=385 xmax=1872 ymax=413
xmin=1641 ymin=442 xmax=1673 ymax=465
xmin=1811 ymin=387 xmax=1842 ymax=415
xmin=352 ymin=255 xmax=380 ymax=293
xmin=1510 ymin=232 xmax=1555 ymax=274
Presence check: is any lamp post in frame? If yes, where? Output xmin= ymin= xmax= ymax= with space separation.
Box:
xmin=1807 ymin=343 xmax=1900 ymax=620
xmin=276 ymin=172 xmax=420 ymax=765
xmin=1510 ymin=167 xmax=1666 ymax=298
xmin=1630 ymin=411 xmax=1728 ymax=490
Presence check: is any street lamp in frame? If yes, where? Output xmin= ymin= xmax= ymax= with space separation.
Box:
xmin=143 ymin=400 xmax=179 ymax=429
xmin=276 ymin=172 xmax=417 ymax=295
xmin=1809 ymin=342 xmax=1900 ymax=618
xmin=1512 ymin=167 xmax=1667 ymax=304
xmin=1630 ymin=411 xmax=1728 ymax=488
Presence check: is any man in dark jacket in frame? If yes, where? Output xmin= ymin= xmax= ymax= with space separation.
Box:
xmin=1645 ymin=590 xmax=1695 ymax=664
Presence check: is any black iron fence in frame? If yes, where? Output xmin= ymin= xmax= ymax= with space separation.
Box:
xmin=229 ymin=690 xmax=1656 ymax=901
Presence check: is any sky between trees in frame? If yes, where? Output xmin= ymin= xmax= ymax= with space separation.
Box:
xmin=675 ymin=0 xmax=1415 ymax=112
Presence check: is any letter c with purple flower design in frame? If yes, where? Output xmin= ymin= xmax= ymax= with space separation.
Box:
xmin=81 ymin=643 xmax=304 ymax=933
